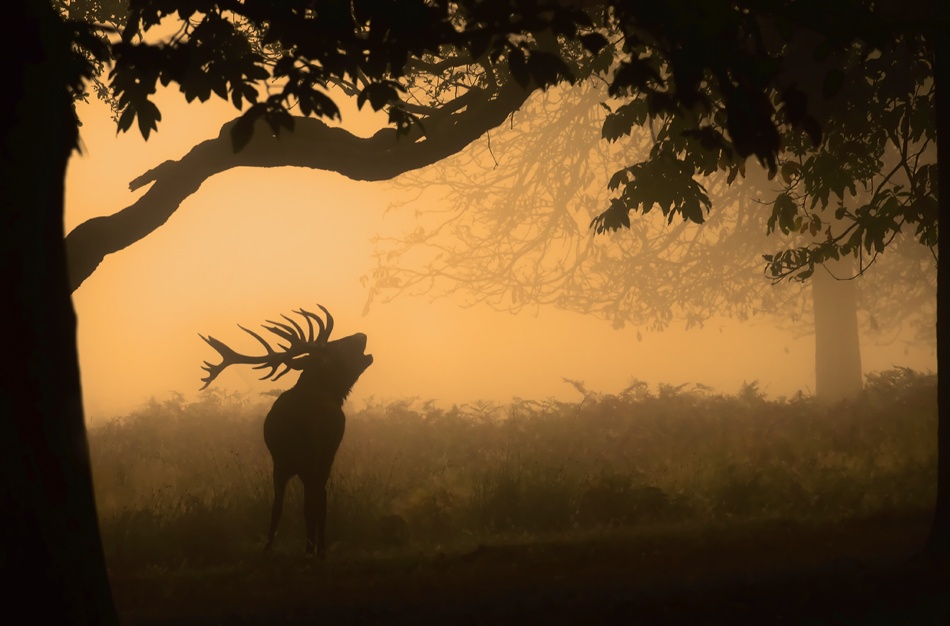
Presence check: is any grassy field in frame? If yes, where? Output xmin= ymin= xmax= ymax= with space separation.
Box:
xmin=108 ymin=513 xmax=944 ymax=624
xmin=89 ymin=368 xmax=946 ymax=624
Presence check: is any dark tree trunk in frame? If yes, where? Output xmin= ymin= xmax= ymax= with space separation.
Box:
xmin=927 ymin=23 xmax=949 ymax=560
xmin=0 ymin=2 xmax=117 ymax=623
xmin=812 ymin=257 xmax=863 ymax=401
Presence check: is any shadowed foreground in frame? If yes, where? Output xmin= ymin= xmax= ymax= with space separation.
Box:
xmin=93 ymin=372 xmax=942 ymax=623
xmin=112 ymin=512 xmax=947 ymax=625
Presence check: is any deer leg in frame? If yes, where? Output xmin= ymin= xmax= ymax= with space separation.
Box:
xmin=265 ymin=464 xmax=290 ymax=551
xmin=303 ymin=478 xmax=329 ymax=559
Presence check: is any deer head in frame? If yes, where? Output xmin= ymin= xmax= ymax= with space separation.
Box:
xmin=199 ymin=305 xmax=373 ymax=397
xmin=199 ymin=304 xmax=373 ymax=558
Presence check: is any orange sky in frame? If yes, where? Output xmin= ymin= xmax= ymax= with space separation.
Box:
xmin=65 ymin=89 xmax=936 ymax=423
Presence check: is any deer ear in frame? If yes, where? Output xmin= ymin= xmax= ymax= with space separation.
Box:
xmin=289 ymin=355 xmax=309 ymax=370
xmin=291 ymin=352 xmax=331 ymax=370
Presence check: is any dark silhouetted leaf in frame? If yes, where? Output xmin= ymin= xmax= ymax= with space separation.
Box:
xmin=822 ymin=68 xmax=844 ymax=99
xmin=230 ymin=104 xmax=265 ymax=152
xmin=580 ymin=33 xmax=609 ymax=55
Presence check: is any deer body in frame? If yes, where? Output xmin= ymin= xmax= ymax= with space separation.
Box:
xmin=200 ymin=307 xmax=372 ymax=559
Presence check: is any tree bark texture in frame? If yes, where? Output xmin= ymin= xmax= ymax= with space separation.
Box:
xmin=0 ymin=2 xmax=117 ymax=623
xmin=927 ymin=22 xmax=949 ymax=559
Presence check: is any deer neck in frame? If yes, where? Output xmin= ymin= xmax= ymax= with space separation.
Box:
xmin=291 ymin=370 xmax=352 ymax=405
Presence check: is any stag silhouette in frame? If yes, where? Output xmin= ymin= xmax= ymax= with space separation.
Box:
xmin=199 ymin=305 xmax=373 ymax=558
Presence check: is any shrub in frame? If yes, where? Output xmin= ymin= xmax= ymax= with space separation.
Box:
xmin=88 ymin=368 xmax=937 ymax=566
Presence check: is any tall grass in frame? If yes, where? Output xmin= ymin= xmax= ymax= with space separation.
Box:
xmin=88 ymin=368 xmax=936 ymax=566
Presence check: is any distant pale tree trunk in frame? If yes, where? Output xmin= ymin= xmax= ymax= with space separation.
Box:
xmin=812 ymin=257 xmax=863 ymax=401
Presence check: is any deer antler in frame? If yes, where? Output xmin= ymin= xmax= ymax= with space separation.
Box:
xmin=199 ymin=305 xmax=335 ymax=390
xmin=294 ymin=304 xmax=334 ymax=344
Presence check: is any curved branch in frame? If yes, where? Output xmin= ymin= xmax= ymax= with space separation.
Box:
xmin=66 ymin=80 xmax=533 ymax=291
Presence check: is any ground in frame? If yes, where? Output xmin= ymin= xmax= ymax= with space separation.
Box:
xmin=109 ymin=511 xmax=948 ymax=625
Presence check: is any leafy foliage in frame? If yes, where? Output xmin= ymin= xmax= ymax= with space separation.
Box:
xmin=62 ymin=0 xmax=941 ymax=295
xmin=592 ymin=150 xmax=712 ymax=231
xmin=370 ymin=80 xmax=933 ymax=342
xmin=762 ymin=40 xmax=937 ymax=281
xmin=89 ymin=0 xmax=609 ymax=148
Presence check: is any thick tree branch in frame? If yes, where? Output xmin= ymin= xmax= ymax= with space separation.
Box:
xmin=65 ymin=81 xmax=533 ymax=291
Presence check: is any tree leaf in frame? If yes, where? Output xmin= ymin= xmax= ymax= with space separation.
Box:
xmin=580 ymin=33 xmax=609 ymax=55
xmin=230 ymin=104 xmax=264 ymax=152
xmin=822 ymin=68 xmax=844 ymax=99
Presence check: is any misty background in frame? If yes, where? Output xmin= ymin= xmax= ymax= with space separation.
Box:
xmin=66 ymin=87 xmax=936 ymax=423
